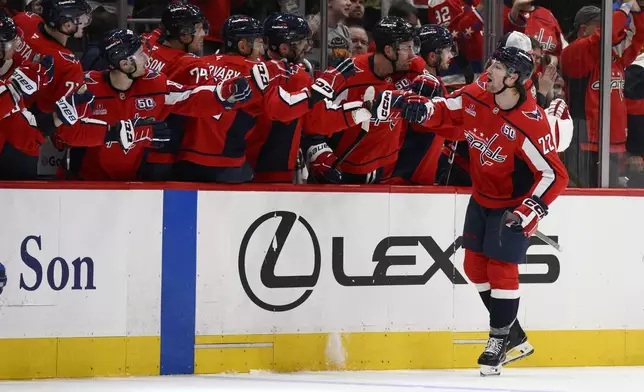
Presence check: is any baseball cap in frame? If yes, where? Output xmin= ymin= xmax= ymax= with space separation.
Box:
xmin=573 ymin=6 xmax=601 ymax=28
xmin=497 ymin=31 xmax=532 ymax=52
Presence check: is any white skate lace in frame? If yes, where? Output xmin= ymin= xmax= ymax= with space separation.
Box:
xmin=484 ymin=337 xmax=504 ymax=355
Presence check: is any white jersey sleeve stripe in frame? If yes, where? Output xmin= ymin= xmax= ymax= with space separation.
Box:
xmin=278 ymin=86 xmax=309 ymax=106
xmin=164 ymin=85 xmax=216 ymax=106
xmin=521 ymin=137 xmax=556 ymax=198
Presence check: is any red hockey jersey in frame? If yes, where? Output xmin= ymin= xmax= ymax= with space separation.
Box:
xmin=519 ymin=6 xmax=566 ymax=57
xmin=12 ymin=17 xmax=85 ymax=114
xmin=55 ymin=70 xmax=235 ymax=180
xmin=145 ymin=44 xmax=213 ymax=165
xmin=449 ymin=4 xmax=525 ymax=64
xmin=305 ymin=54 xmax=428 ymax=176
xmin=427 ymin=0 xmax=472 ymax=27
xmin=382 ymin=75 xmax=450 ymax=185
xmin=13 ymin=12 xmax=44 ymax=65
xmin=419 ymin=81 xmax=568 ymax=209
xmin=561 ymin=10 xmax=644 ymax=153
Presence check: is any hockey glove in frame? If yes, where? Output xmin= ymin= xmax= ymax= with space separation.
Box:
xmin=216 ymin=76 xmax=252 ymax=109
xmin=505 ymin=196 xmax=548 ymax=237
xmin=105 ymin=117 xmax=170 ymax=152
xmin=310 ymin=57 xmax=356 ymax=104
xmin=307 ymin=142 xmax=343 ymax=184
xmin=9 ymin=55 xmax=54 ymax=97
xmin=250 ymin=59 xmax=294 ymax=92
xmin=371 ymin=90 xmax=409 ymax=121
xmin=0 ymin=261 xmax=5 ymax=295
xmin=401 ymin=94 xmax=435 ymax=124
xmin=54 ymin=84 xmax=95 ymax=126
xmin=546 ymin=98 xmax=572 ymax=152
xmin=411 ymin=74 xmax=443 ymax=98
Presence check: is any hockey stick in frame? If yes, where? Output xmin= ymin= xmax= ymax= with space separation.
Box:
xmin=501 ymin=211 xmax=563 ymax=252
xmin=331 ymin=86 xmax=375 ymax=169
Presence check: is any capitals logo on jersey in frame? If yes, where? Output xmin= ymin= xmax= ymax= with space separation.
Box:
xmin=522 ymin=108 xmax=542 ymax=121
xmin=465 ymin=130 xmax=507 ymax=166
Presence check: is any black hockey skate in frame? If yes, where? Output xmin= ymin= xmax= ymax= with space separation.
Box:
xmin=478 ymin=335 xmax=509 ymax=376
xmin=503 ymin=321 xmax=534 ymax=366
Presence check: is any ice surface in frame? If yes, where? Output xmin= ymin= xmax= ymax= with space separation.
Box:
xmin=1 ymin=367 xmax=643 ymax=392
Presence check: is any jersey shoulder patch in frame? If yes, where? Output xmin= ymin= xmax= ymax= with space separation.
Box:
xmin=58 ymin=51 xmax=79 ymax=63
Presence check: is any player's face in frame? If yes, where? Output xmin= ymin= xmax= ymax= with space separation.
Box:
xmin=394 ymin=40 xmax=418 ymax=71
xmin=438 ymin=47 xmax=454 ymax=70
xmin=123 ymin=47 xmax=149 ymax=78
xmin=187 ymin=23 xmax=206 ymax=53
xmin=284 ymin=38 xmax=310 ymax=63
xmin=485 ymin=59 xmax=511 ymax=93
xmin=248 ymin=37 xmax=264 ymax=60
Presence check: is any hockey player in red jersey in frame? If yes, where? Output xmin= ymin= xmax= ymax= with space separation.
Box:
xmin=382 ymin=24 xmax=453 ymax=185
xmin=0 ymin=0 xmax=91 ymax=178
xmin=246 ymin=13 xmax=369 ymax=183
xmin=301 ymin=16 xmax=428 ymax=184
xmin=427 ymin=0 xmax=472 ymax=27
xmin=173 ymin=14 xmax=264 ymax=182
xmin=396 ymin=46 xmax=568 ymax=375
xmin=0 ymin=13 xmax=57 ymax=180
xmin=53 ymin=29 xmax=253 ymax=181
xmin=146 ymin=2 xmax=207 ymax=77
xmin=142 ymin=2 xmax=212 ymax=179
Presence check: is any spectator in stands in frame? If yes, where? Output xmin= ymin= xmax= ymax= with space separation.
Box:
xmin=506 ymin=0 xmax=567 ymax=58
xmin=349 ymin=24 xmax=369 ymax=54
xmin=388 ymin=0 xmax=419 ymax=27
xmin=308 ymin=0 xmax=353 ymax=66
xmin=346 ymin=0 xmax=365 ymax=25
xmin=561 ymin=1 xmax=644 ymax=187
xmin=529 ymin=35 xmax=558 ymax=109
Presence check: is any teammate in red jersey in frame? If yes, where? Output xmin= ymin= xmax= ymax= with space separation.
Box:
xmin=146 ymin=2 xmax=207 ymax=77
xmin=142 ymin=2 xmax=211 ymax=179
xmin=174 ymin=14 xmax=264 ymax=182
xmin=174 ymin=14 xmax=351 ymax=183
xmin=0 ymin=0 xmax=90 ymax=179
xmin=53 ymin=29 xmax=252 ymax=181
xmin=397 ymin=46 xmax=568 ymax=376
xmin=301 ymin=17 xmax=427 ymax=184
xmin=0 ymin=13 xmax=56 ymax=180
xmin=382 ymin=24 xmax=453 ymax=185
xmin=246 ymin=13 xmax=369 ymax=183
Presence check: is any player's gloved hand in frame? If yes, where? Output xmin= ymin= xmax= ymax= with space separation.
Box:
xmin=411 ymin=74 xmax=443 ymax=98
xmin=371 ymin=90 xmax=409 ymax=121
xmin=401 ymin=94 xmax=434 ymax=124
xmin=546 ymin=98 xmax=572 ymax=152
xmin=105 ymin=117 xmax=169 ymax=151
xmin=9 ymin=55 xmax=55 ymax=97
xmin=310 ymin=57 xmax=356 ymax=104
xmin=250 ymin=59 xmax=294 ymax=92
xmin=216 ymin=76 xmax=252 ymax=109
xmin=0 ymin=261 xmax=6 ymax=295
xmin=307 ymin=142 xmax=343 ymax=184
xmin=505 ymin=196 xmax=548 ymax=237
xmin=54 ymin=84 xmax=95 ymax=126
